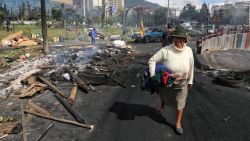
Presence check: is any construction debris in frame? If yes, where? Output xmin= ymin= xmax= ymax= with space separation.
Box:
xmin=0 ymin=36 xmax=139 ymax=140
xmin=19 ymin=82 xmax=47 ymax=98
xmin=25 ymin=110 xmax=94 ymax=129
xmin=37 ymin=76 xmax=67 ymax=98
xmin=1 ymin=31 xmax=41 ymax=47
xmin=64 ymin=68 xmax=89 ymax=93
xmin=27 ymin=100 xmax=51 ymax=117
xmin=68 ymin=83 xmax=78 ymax=105
xmin=0 ymin=122 xmax=21 ymax=134
xmin=35 ymin=123 xmax=54 ymax=141
xmin=21 ymin=103 xmax=27 ymax=141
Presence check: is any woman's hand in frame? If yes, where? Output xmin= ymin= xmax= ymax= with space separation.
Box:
xmin=188 ymin=84 xmax=192 ymax=90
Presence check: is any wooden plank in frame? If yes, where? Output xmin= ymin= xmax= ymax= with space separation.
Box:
xmin=64 ymin=68 xmax=89 ymax=93
xmin=21 ymin=103 xmax=27 ymax=141
xmin=37 ymin=76 xmax=67 ymax=98
xmin=27 ymin=100 xmax=51 ymax=116
xmin=25 ymin=110 xmax=94 ymax=130
xmin=68 ymin=84 xmax=78 ymax=105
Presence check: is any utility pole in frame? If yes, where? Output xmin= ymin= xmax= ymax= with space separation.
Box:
xmin=40 ymin=0 xmax=49 ymax=54
xmin=167 ymin=0 xmax=170 ymax=24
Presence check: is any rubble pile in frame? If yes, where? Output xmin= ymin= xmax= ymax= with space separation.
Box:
xmin=1 ymin=31 xmax=42 ymax=47
xmin=0 ymin=42 xmax=138 ymax=140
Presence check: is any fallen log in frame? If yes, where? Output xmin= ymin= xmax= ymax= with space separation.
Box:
xmin=68 ymin=84 xmax=78 ymax=105
xmin=64 ymin=68 xmax=88 ymax=93
xmin=54 ymin=92 xmax=85 ymax=124
xmin=25 ymin=110 xmax=94 ymax=130
xmin=35 ymin=123 xmax=54 ymax=141
xmin=37 ymin=76 xmax=67 ymax=98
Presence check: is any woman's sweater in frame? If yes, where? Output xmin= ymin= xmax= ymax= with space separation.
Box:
xmin=148 ymin=43 xmax=194 ymax=86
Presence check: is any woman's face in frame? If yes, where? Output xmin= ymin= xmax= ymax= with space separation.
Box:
xmin=173 ymin=37 xmax=186 ymax=49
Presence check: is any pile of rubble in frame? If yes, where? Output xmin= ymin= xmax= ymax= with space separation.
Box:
xmin=1 ymin=31 xmax=42 ymax=47
xmin=0 ymin=41 xmax=137 ymax=140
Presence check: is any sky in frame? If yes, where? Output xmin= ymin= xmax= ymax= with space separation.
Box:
xmin=146 ymin=0 xmax=248 ymax=10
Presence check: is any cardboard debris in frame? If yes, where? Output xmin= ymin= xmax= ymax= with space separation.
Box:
xmin=1 ymin=31 xmax=23 ymax=46
xmin=17 ymin=40 xmax=38 ymax=47
xmin=1 ymin=31 xmax=41 ymax=47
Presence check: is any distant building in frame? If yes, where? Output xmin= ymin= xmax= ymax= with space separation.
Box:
xmin=221 ymin=4 xmax=233 ymax=10
xmin=211 ymin=5 xmax=221 ymax=17
xmin=0 ymin=0 xmax=76 ymax=16
xmin=108 ymin=0 xmax=124 ymax=11
xmin=78 ymin=0 xmax=107 ymax=17
xmin=52 ymin=0 xmax=73 ymax=5
xmin=235 ymin=1 xmax=250 ymax=9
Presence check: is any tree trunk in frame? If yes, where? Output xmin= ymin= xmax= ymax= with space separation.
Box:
xmin=40 ymin=0 xmax=49 ymax=54
xmin=101 ymin=0 xmax=105 ymax=28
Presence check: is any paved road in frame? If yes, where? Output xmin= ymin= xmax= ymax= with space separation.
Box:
xmin=2 ymin=41 xmax=250 ymax=141
xmin=86 ymin=41 xmax=250 ymax=141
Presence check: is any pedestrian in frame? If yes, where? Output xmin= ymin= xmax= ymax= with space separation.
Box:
xmin=148 ymin=27 xmax=194 ymax=135
xmin=162 ymin=23 xmax=175 ymax=47
xmin=90 ymin=28 xmax=97 ymax=45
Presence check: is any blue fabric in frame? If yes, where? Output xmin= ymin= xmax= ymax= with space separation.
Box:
xmin=140 ymin=64 xmax=174 ymax=94
xmin=91 ymin=30 xmax=96 ymax=38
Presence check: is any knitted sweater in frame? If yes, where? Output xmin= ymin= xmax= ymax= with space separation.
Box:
xmin=148 ymin=43 xmax=194 ymax=86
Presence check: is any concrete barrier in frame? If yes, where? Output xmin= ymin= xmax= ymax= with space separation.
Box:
xmin=198 ymin=30 xmax=250 ymax=54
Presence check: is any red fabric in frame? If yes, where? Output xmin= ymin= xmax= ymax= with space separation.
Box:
xmin=162 ymin=71 xmax=170 ymax=86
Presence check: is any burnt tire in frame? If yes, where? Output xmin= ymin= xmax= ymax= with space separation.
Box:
xmin=214 ymin=75 xmax=244 ymax=87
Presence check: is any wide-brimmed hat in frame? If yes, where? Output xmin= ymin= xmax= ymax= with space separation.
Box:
xmin=171 ymin=27 xmax=188 ymax=38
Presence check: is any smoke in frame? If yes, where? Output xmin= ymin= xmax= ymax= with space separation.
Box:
xmin=51 ymin=45 xmax=100 ymax=71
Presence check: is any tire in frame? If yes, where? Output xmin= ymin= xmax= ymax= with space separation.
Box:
xmin=135 ymin=39 xmax=138 ymax=43
xmin=214 ymin=75 xmax=244 ymax=87
xmin=145 ymin=36 xmax=150 ymax=43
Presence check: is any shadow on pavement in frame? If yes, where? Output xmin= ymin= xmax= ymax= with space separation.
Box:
xmin=109 ymin=102 xmax=175 ymax=130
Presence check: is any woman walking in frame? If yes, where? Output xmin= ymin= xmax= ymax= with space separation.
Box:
xmin=148 ymin=27 xmax=194 ymax=135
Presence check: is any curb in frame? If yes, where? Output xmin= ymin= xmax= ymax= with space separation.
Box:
xmin=194 ymin=53 xmax=210 ymax=70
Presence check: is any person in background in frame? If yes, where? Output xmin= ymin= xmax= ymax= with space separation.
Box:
xmin=162 ymin=23 xmax=175 ymax=47
xmin=90 ymin=28 xmax=97 ymax=45
xmin=149 ymin=27 xmax=194 ymax=135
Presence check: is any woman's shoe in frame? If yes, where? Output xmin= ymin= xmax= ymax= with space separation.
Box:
xmin=176 ymin=127 xmax=183 ymax=135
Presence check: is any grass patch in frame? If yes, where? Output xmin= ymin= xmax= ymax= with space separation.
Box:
xmin=0 ymin=25 xmax=81 ymax=42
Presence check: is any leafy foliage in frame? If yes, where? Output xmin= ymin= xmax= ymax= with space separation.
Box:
xmin=179 ymin=3 xmax=199 ymax=22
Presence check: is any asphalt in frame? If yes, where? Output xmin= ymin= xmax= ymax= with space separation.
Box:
xmin=1 ymin=41 xmax=250 ymax=141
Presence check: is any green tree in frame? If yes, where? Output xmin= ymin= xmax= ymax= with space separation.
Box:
xmin=0 ymin=11 xmax=5 ymax=28
xmin=51 ymin=8 xmax=62 ymax=21
xmin=179 ymin=3 xmax=199 ymax=22
xmin=198 ymin=3 xmax=209 ymax=24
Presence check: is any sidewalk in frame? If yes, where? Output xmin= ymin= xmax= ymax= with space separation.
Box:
xmin=195 ymin=49 xmax=250 ymax=72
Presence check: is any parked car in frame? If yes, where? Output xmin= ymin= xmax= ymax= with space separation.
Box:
xmin=131 ymin=27 xmax=164 ymax=43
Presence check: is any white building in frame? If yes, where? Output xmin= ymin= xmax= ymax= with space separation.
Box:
xmin=79 ymin=0 xmax=110 ymax=17
xmin=211 ymin=5 xmax=221 ymax=17
xmin=108 ymin=0 xmax=124 ymax=11
xmin=235 ymin=1 xmax=250 ymax=9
